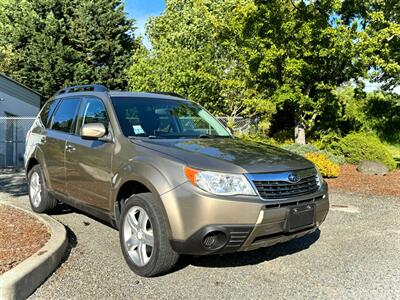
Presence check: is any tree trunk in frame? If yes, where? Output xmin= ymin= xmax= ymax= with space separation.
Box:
xmin=294 ymin=114 xmax=306 ymax=144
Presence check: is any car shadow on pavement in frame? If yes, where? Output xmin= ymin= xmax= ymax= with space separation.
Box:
xmin=49 ymin=203 xmax=76 ymax=215
xmin=0 ymin=173 xmax=28 ymax=197
xmin=175 ymin=230 xmax=320 ymax=270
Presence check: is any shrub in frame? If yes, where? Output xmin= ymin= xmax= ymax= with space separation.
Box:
xmin=335 ymin=133 xmax=397 ymax=170
xmin=318 ymin=150 xmax=346 ymax=165
xmin=304 ymin=152 xmax=340 ymax=178
xmin=281 ymin=143 xmax=345 ymax=165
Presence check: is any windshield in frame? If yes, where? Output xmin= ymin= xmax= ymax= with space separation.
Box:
xmin=111 ymin=97 xmax=231 ymax=139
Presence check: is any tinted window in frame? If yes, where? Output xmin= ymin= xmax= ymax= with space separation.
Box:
xmin=76 ymin=98 xmax=109 ymax=134
xmin=40 ymin=99 xmax=60 ymax=128
xmin=51 ymin=98 xmax=80 ymax=133
xmin=111 ymin=97 xmax=230 ymax=138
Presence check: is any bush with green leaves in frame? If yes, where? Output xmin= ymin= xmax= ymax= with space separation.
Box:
xmin=280 ymin=143 xmax=342 ymax=177
xmin=281 ymin=143 xmax=345 ymax=165
xmin=334 ymin=133 xmax=397 ymax=170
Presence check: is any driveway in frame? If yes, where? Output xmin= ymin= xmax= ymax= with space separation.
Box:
xmin=1 ymin=173 xmax=399 ymax=299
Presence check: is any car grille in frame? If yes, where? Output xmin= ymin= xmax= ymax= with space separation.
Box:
xmin=253 ymin=175 xmax=320 ymax=200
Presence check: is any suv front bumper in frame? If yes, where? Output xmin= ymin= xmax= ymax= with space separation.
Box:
xmin=161 ymin=182 xmax=329 ymax=255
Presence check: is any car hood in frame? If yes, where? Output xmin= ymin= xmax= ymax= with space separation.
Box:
xmin=135 ymin=138 xmax=314 ymax=174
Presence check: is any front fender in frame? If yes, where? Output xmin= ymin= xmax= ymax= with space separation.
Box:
xmin=111 ymin=156 xmax=187 ymax=236
xmin=111 ymin=158 xmax=185 ymax=197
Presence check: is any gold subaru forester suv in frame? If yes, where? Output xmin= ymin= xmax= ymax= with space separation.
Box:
xmin=25 ymin=84 xmax=329 ymax=277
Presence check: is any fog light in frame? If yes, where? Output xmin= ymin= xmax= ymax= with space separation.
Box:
xmin=202 ymin=231 xmax=227 ymax=250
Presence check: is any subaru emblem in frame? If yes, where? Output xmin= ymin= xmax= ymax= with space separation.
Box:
xmin=288 ymin=173 xmax=300 ymax=183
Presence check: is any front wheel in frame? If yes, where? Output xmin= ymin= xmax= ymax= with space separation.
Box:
xmin=119 ymin=193 xmax=179 ymax=277
xmin=28 ymin=165 xmax=57 ymax=213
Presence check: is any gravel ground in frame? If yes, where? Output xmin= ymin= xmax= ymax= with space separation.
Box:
xmin=1 ymin=172 xmax=399 ymax=300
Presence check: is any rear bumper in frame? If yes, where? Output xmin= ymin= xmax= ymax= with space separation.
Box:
xmin=163 ymin=182 xmax=329 ymax=255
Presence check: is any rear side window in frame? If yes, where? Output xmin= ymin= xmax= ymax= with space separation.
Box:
xmin=51 ymin=98 xmax=81 ymax=133
xmin=40 ymin=99 xmax=60 ymax=128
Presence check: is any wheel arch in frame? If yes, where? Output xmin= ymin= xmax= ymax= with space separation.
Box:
xmin=26 ymin=157 xmax=39 ymax=176
xmin=112 ymin=175 xmax=174 ymax=239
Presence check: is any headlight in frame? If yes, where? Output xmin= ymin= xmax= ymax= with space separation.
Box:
xmin=315 ymin=167 xmax=324 ymax=187
xmin=185 ymin=167 xmax=256 ymax=196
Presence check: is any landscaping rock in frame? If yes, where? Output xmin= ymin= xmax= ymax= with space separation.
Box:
xmin=356 ymin=161 xmax=389 ymax=176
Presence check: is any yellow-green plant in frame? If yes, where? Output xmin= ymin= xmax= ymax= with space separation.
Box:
xmin=305 ymin=152 xmax=340 ymax=178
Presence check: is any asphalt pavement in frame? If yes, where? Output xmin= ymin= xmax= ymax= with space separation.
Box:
xmin=1 ymin=173 xmax=399 ymax=300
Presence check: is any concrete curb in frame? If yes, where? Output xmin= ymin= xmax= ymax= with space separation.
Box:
xmin=0 ymin=202 xmax=68 ymax=300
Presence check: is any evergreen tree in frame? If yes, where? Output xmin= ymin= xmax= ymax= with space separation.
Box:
xmin=0 ymin=0 xmax=136 ymax=99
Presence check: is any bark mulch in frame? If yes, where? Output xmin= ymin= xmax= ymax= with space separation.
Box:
xmin=326 ymin=164 xmax=400 ymax=197
xmin=0 ymin=205 xmax=50 ymax=275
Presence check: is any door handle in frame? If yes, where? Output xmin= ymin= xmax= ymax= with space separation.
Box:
xmin=65 ymin=144 xmax=76 ymax=152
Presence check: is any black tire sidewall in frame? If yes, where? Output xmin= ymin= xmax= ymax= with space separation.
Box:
xmin=119 ymin=194 xmax=166 ymax=276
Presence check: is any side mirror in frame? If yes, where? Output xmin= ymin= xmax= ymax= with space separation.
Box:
xmin=81 ymin=123 xmax=106 ymax=139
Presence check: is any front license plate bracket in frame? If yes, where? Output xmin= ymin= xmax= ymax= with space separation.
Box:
xmin=286 ymin=204 xmax=315 ymax=232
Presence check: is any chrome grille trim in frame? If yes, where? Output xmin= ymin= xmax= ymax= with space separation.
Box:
xmin=246 ymin=168 xmax=320 ymax=201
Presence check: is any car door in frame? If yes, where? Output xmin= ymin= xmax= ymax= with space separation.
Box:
xmin=65 ymin=97 xmax=114 ymax=211
xmin=42 ymin=97 xmax=81 ymax=195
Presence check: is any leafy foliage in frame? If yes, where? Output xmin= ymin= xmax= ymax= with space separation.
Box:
xmin=281 ymin=143 xmax=345 ymax=165
xmin=0 ymin=0 xmax=399 ymax=153
xmin=0 ymin=0 xmax=136 ymax=99
xmin=127 ymin=0 xmax=276 ymax=131
xmin=363 ymin=92 xmax=400 ymax=143
xmin=128 ymin=0 xmax=399 ymax=144
xmin=341 ymin=0 xmax=400 ymax=90
xmin=247 ymin=0 xmax=367 ymax=144
xmin=334 ymin=133 xmax=397 ymax=170
xmin=304 ymin=152 xmax=340 ymax=178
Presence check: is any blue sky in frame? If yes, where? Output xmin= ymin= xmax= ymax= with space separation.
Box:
xmin=124 ymin=0 xmax=165 ymax=38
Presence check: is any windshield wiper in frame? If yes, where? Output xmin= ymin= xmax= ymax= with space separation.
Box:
xmin=198 ymin=134 xmax=232 ymax=139
xmin=128 ymin=135 xmax=159 ymax=140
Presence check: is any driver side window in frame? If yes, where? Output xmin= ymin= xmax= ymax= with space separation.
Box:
xmin=76 ymin=98 xmax=109 ymax=135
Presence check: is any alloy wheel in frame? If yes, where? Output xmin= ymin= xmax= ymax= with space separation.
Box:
xmin=123 ymin=206 xmax=154 ymax=267
xmin=30 ymin=172 xmax=42 ymax=208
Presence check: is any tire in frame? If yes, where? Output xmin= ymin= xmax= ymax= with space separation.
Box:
xmin=119 ymin=193 xmax=179 ymax=277
xmin=28 ymin=165 xmax=57 ymax=213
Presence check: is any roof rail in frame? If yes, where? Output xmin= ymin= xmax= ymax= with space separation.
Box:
xmin=54 ymin=84 xmax=108 ymax=96
xmin=153 ymin=91 xmax=185 ymax=99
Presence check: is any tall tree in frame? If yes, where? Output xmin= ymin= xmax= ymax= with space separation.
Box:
xmin=66 ymin=0 xmax=137 ymax=90
xmin=127 ymin=0 xmax=276 ymax=131
xmin=128 ymin=0 xmax=371 ymax=143
xmin=250 ymin=0 xmax=366 ymax=143
xmin=0 ymin=0 xmax=136 ymax=99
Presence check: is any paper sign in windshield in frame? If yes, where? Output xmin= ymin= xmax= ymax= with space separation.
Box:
xmin=133 ymin=125 xmax=145 ymax=135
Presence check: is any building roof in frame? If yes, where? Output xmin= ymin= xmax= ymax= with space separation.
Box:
xmin=0 ymin=73 xmax=42 ymax=96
